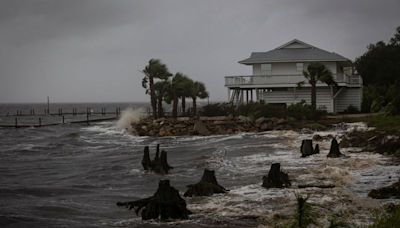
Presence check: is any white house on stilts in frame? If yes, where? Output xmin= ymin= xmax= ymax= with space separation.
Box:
xmin=225 ymin=39 xmax=363 ymax=113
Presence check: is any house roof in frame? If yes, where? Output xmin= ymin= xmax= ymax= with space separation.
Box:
xmin=239 ymin=39 xmax=351 ymax=65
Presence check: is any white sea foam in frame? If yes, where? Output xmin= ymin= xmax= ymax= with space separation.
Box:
xmin=116 ymin=107 xmax=147 ymax=132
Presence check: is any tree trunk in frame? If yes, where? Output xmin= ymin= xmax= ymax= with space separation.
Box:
xmin=184 ymin=169 xmax=228 ymax=197
xmin=172 ymin=96 xmax=178 ymax=119
xmin=157 ymin=96 xmax=164 ymax=118
xmin=192 ymin=97 xmax=197 ymax=116
xmin=117 ymin=180 xmax=191 ymax=220
xmin=181 ymin=97 xmax=186 ymax=115
xmin=311 ymin=81 xmax=317 ymax=111
xmin=262 ymin=163 xmax=291 ymax=188
xmin=149 ymin=77 xmax=157 ymax=118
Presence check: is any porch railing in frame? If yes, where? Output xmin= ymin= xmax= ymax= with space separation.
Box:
xmin=225 ymin=73 xmax=362 ymax=87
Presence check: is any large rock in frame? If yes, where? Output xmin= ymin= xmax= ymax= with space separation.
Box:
xmin=193 ymin=120 xmax=211 ymax=136
xmin=255 ymin=117 xmax=267 ymax=126
xmin=368 ymin=179 xmax=400 ymax=199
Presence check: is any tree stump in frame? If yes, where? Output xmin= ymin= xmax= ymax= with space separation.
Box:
xmin=117 ymin=180 xmax=191 ymax=220
xmin=327 ymin=138 xmax=344 ymax=158
xmin=300 ymin=139 xmax=319 ymax=157
xmin=262 ymin=163 xmax=291 ymax=188
xmin=141 ymin=145 xmax=173 ymax=174
xmin=184 ymin=169 xmax=228 ymax=197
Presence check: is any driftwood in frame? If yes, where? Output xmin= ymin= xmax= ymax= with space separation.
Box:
xmin=117 ymin=180 xmax=191 ymax=220
xmin=368 ymin=179 xmax=400 ymax=199
xmin=262 ymin=163 xmax=291 ymax=188
xmin=327 ymin=138 xmax=344 ymax=158
xmin=298 ymin=184 xmax=335 ymax=189
xmin=184 ymin=169 xmax=228 ymax=197
xmin=141 ymin=145 xmax=173 ymax=174
xmin=300 ymin=139 xmax=319 ymax=157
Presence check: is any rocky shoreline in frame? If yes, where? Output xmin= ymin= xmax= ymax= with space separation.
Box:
xmin=130 ymin=116 xmax=326 ymax=137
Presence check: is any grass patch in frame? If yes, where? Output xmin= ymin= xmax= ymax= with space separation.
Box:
xmin=366 ymin=114 xmax=400 ymax=134
xmin=370 ymin=204 xmax=400 ymax=228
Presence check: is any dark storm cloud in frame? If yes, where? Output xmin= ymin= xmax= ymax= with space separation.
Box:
xmin=0 ymin=0 xmax=399 ymax=103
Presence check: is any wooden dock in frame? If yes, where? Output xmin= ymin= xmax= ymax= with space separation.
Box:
xmin=0 ymin=107 xmax=123 ymax=128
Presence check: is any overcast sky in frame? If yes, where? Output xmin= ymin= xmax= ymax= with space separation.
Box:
xmin=0 ymin=0 xmax=399 ymax=103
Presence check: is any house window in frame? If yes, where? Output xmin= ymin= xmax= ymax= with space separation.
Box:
xmin=296 ymin=63 xmax=303 ymax=73
xmin=260 ymin=64 xmax=272 ymax=75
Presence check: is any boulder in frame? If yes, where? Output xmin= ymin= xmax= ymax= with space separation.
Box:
xmin=262 ymin=163 xmax=291 ymax=188
xmin=255 ymin=117 xmax=267 ymax=126
xmin=193 ymin=120 xmax=211 ymax=136
xmin=368 ymin=179 xmax=400 ymax=199
xmin=117 ymin=180 xmax=191 ymax=220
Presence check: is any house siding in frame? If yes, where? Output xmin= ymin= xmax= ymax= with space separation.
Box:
xmin=259 ymin=87 xmax=334 ymax=112
xmin=335 ymin=88 xmax=362 ymax=112
xmin=252 ymin=62 xmax=337 ymax=75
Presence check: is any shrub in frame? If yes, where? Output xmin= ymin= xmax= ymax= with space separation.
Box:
xmin=287 ymin=101 xmax=326 ymax=120
xmin=199 ymin=102 xmax=232 ymax=117
xmin=343 ymin=105 xmax=360 ymax=114
xmin=237 ymin=102 xmax=287 ymax=119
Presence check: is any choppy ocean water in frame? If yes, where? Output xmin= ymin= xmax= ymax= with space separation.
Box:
xmin=1 ymin=103 xmax=400 ymax=227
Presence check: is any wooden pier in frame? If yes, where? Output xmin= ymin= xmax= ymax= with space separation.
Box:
xmin=0 ymin=107 xmax=124 ymax=128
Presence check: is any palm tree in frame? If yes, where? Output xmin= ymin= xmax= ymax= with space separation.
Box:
xmin=154 ymin=80 xmax=170 ymax=117
xmin=300 ymin=62 xmax=337 ymax=110
xmin=164 ymin=73 xmax=187 ymax=118
xmin=179 ymin=76 xmax=193 ymax=115
xmin=142 ymin=59 xmax=172 ymax=118
xmin=189 ymin=81 xmax=209 ymax=116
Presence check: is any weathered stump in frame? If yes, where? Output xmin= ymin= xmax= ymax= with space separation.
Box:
xmin=184 ymin=169 xmax=228 ymax=197
xmin=327 ymin=138 xmax=344 ymax=158
xmin=141 ymin=145 xmax=173 ymax=174
xmin=262 ymin=163 xmax=291 ymax=188
xmin=300 ymin=139 xmax=319 ymax=157
xmin=141 ymin=146 xmax=152 ymax=171
xmin=368 ymin=179 xmax=400 ymax=199
xmin=117 ymin=180 xmax=191 ymax=220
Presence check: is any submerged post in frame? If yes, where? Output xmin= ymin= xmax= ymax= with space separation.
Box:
xmin=86 ymin=112 xmax=89 ymax=125
xmin=15 ymin=118 xmax=18 ymax=128
xmin=39 ymin=117 xmax=42 ymax=127
xmin=62 ymin=116 xmax=65 ymax=124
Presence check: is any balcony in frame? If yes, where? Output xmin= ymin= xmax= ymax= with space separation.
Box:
xmin=225 ymin=73 xmax=362 ymax=88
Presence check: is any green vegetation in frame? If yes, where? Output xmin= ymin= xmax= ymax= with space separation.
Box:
xmin=366 ymin=114 xmax=400 ymax=134
xmin=142 ymin=59 xmax=209 ymax=118
xmin=289 ymin=194 xmax=317 ymax=228
xmin=199 ymin=102 xmax=232 ymax=117
xmin=369 ymin=204 xmax=400 ymax=228
xmin=356 ymin=26 xmax=400 ymax=115
xmin=142 ymin=59 xmax=172 ymax=118
xmin=299 ymin=62 xmax=337 ymax=111
xmin=200 ymin=101 xmax=326 ymax=121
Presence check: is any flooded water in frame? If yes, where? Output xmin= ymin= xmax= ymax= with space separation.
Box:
xmin=1 ymin=113 xmax=400 ymax=227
